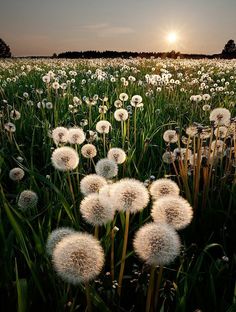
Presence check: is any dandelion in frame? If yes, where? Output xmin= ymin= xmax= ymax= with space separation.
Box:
xmin=52 ymin=232 xmax=104 ymax=284
xmin=210 ymin=108 xmax=231 ymax=126
xmin=9 ymin=167 xmax=25 ymax=181
xmin=203 ymin=104 xmax=211 ymax=111
xmin=4 ymin=122 xmax=16 ymax=133
xmin=186 ymin=126 xmax=198 ymax=137
xmin=52 ymin=81 xmax=60 ymax=90
xmin=114 ymin=108 xmax=129 ymax=121
xmin=114 ymin=100 xmax=123 ymax=108
xmin=81 ymin=144 xmax=97 ymax=159
xmin=151 ymin=196 xmax=193 ymax=230
xmin=162 ymin=151 xmax=176 ymax=164
xmin=133 ymin=222 xmax=181 ymax=266
xmin=95 ymin=158 xmax=118 ymax=179
xmin=163 ymin=130 xmax=178 ymax=143
xmin=80 ymin=174 xmax=107 ymax=196
xmin=80 ymin=193 xmax=115 ymax=226
xmin=149 ymin=178 xmax=180 ymax=200
xmin=119 ymin=93 xmax=129 ymax=101
xmin=96 ymin=120 xmax=112 ymax=134
xmin=52 ymin=127 xmax=69 ymax=145
xmin=214 ymin=126 xmax=228 ymax=139
xmin=17 ymin=190 xmax=38 ymax=211
xmin=46 ymin=227 xmax=76 ymax=256
xmin=107 ymin=148 xmax=126 ymax=164
xmin=10 ymin=110 xmax=21 ymax=120
xmin=211 ymin=140 xmax=225 ymax=153
xmin=68 ymin=128 xmax=85 ymax=145
xmin=131 ymin=95 xmax=143 ymax=107
xmin=111 ymin=178 xmax=149 ymax=213
xmin=51 ymin=146 xmax=79 ymax=171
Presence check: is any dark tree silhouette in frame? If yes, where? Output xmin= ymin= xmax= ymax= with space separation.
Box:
xmin=0 ymin=38 xmax=11 ymax=58
xmin=222 ymin=39 xmax=236 ymax=58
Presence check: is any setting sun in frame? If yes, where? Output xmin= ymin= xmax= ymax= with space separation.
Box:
xmin=167 ymin=32 xmax=178 ymax=43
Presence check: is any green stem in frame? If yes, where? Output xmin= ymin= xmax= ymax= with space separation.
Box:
xmin=145 ymin=266 xmax=156 ymax=312
xmin=118 ymin=210 xmax=130 ymax=296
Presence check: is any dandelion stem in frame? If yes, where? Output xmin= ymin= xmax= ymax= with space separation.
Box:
xmin=85 ymin=283 xmax=92 ymax=312
xmin=111 ymin=226 xmax=115 ymax=281
xmin=145 ymin=266 xmax=156 ymax=312
xmin=94 ymin=225 xmax=99 ymax=239
xmin=118 ymin=210 xmax=130 ymax=296
xmin=154 ymin=265 xmax=164 ymax=311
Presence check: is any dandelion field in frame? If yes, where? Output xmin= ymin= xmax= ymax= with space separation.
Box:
xmin=0 ymin=58 xmax=235 ymax=312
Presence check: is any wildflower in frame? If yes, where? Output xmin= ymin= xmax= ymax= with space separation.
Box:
xmin=163 ymin=130 xmax=178 ymax=143
xmin=162 ymin=151 xmax=176 ymax=164
xmin=81 ymin=144 xmax=97 ymax=158
xmin=51 ymin=147 xmax=79 ymax=171
xmin=17 ymin=190 xmax=38 ymax=211
xmin=46 ymin=227 xmax=76 ymax=256
xmin=214 ymin=126 xmax=228 ymax=139
xmin=133 ymin=223 xmax=181 ymax=266
xmin=52 ymin=127 xmax=68 ymax=145
xmin=9 ymin=167 xmax=25 ymax=181
xmin=131 ymin=95 xmax=143 ymax=107
xmin=114 ymin=109 xmax=129 ymax=121
xmin=119 ymin=93 xmax=129 ymax=101
xmin=68 ymin=128 xmax=85 ymax=145
xmin=80 ymin=193 xmax=115 ymax=226
xmin=107 ymin=148 xmax=126 ymax=164
xmin=4 ymin=122 xmax=16 ymax=133
xmin=52 ymin=81 xmax=60 ymax=90
xmin=110 ymin=178 xmax=149 ymax=213
xmin=151 ymin=196 xmax=193 ymax=230
xmin=10 ymin=110 xmax=21 ymax=120
xmin=210 ymin=108 xmax=231 ymax=126
xmin=186 ymin=126 xmax=198 ymax=137
xmin=52 ymin=232 xmax=104 ymax=284
xmin=95 ymin=158 xmax=118 ymax=179
xmin=114 ymin=100 xmax=123 ymax=108
xmin=149 ymin=178 xmax=180 ymax=200
xmin=96 ymin=120 xmax=112 ymax=134
xmin=80 ymin=174 xmax=107 ymax=196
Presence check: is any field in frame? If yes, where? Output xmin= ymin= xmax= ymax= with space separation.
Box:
xmin=0 ymin=58 xmax=235 ymax=312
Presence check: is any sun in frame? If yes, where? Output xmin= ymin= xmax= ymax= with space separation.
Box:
xmin=167 ymin=32 xmax=178 ymax=44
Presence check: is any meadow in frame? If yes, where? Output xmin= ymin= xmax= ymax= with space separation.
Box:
xmin=0 ymin=57 xmax=235 ymax=312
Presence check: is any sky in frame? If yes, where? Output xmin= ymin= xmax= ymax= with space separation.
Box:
xmin=1 ymin=0 xmax=236 ymax=56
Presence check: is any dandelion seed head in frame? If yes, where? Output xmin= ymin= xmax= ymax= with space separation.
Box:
xmin=46 ymin=227 xmax=76 ymax=256
xmin=162 ymin=151 xmax=176 ymax=164
xmin=51 ymin=146 xmax=79 ymax=171
xmin=52 ymin=232 xmax=104 ymax=284
xmin=107 ymin=148 xmax=126 ymax=164
xmin=110 ymin=178 xmax=149 ymax=213
xmin=133 ymin=223 xmax=181 ymax=266
xmin=210 ymin=108 xmax=231 ymax=126
xmin=80 ymin=193 xmax=115 ymax=226
xmin=114 ymin=108 xmax=129 ymax=121
xmin=95 ymin=158 xmax=118 ymax=179
xmin=163 ymin=130 xmax=178 ymax=143
xmin=151 ymin=196 xmax=193 ymax=230
xmin=80 ymin=174 xmax=107 ymax=196
xmin=10 ymin=110 xmax=21 ymax=120
xmin=17 ymin=190 xmax=38 ymax=211
xmin=9 ymin=167 xmax=25 ymax=181
xmin=81 ymin=144 xmax=97 ymax=159
xmin=52 ymin=127 xmax=69 ymax=145
xmin=149 ymin=178 xmax=180 ymax=200
xmin=96 ymin=120 xmax=112 ymax=134
xmin=68 ymin=128 xmax=85 ymax=145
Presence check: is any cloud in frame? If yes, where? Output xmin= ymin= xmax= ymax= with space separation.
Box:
xmin=82 ymin=23 xmax=134 ymax=37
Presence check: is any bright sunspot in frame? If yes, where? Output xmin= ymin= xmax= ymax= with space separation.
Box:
xmin=167 ymin=32 xmax=178 ymax=44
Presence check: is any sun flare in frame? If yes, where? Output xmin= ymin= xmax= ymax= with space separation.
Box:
xmin=167 ymin=32 xmax=178 ymax=44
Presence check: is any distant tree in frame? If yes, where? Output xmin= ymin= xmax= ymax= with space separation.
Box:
xmin=222 ymin=39 xmax=236 ymax=58
xmin=52 ymin=53 xmax=57 ymax=59
xmin=0 ymin=38 xmax=11 ymax=58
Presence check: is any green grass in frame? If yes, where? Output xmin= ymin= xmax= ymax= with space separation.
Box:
xmin=0 ymin=58 xmax=235 ymax=312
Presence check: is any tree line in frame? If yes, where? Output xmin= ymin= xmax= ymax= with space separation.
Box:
xmin=1 ymin=38 xmax=236 ymax=59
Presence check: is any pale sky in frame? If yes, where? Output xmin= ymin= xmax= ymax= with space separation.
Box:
xmin=1 ymin=0 xmax=236 ymax=56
